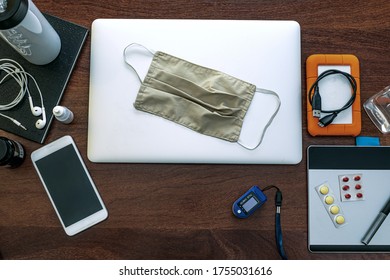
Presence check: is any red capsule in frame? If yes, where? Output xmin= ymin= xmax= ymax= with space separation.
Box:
xmin=355 ymin=184 xmax=362 ymax=190
xmin=357 ymin=193 xmax=363 ymax=198
xmin=342 ymin=185 xmax=350 ymax=191
xmin=354 ymin=175 xmax=361 ymax=181
xmin=345 ymin=193 xmax=351 ymax=199
xmin=343 ymin=177 xmax=349 ymax=182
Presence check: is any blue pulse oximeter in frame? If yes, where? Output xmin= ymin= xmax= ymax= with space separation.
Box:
xmin=232 ymin=186 xmax=268 ymax=218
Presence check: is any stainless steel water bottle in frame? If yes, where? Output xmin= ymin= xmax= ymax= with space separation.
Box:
xmin=0 ymin=0 xmax=61 ymax=65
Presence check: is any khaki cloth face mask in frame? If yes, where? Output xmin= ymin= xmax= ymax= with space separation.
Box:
xmin=123 ymin=43 xmax=281 ymax=150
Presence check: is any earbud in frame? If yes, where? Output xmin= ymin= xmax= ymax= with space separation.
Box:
xmin=35 ymin=107 xmax=46 ymax=129
xmin=29 ymin=95 xmax=46 ymax=129
xmin=28 ymin=96 xmax=42 ymax=116
xmin=32 ymin=106 xmax=42 ymax=116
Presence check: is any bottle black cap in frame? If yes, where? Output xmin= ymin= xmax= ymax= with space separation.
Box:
xmin=0 ymin=137 xmax=12 ymax=165
xmin=0 ymin=0 xmax=28 ymax=30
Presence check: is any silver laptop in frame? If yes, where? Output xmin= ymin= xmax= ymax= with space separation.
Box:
xmin=88 ymin=19 xmax=302 ymax=164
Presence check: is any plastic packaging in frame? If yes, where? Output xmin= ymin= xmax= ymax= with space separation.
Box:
xmin=0 ymin=0 xmax=61 ymax=65
xmin=363 ymin=85 xmax=390 ymax=134
xmin=315 ymin=182 xmax=347 ymax=228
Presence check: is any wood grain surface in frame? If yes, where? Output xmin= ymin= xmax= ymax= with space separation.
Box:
xmin=1 ymin=0 xmax=390 ymax=259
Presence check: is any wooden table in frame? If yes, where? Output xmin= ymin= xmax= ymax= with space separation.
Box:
xmin=1 ymin=0 xmax=390 ymax=260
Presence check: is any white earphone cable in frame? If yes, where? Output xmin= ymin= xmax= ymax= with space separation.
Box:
xmin=0 ymin=58 xmax=44 ymax=130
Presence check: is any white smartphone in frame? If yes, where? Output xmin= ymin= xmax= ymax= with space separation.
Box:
xmin=31 ymin=135 xmax=108 ymax=236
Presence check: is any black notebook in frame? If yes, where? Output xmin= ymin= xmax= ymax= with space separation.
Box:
xmin=0 ymin=14 xmax=88 ymax=143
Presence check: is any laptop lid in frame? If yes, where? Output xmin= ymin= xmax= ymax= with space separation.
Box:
xmin=88 ymin=19 xmax=302 ymax=164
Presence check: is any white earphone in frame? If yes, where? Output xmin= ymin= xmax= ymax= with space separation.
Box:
xmin=0 ymin=58 xmax=46 ymax=130
xmin=35 ymin=106 xmax=46 ymax=129
xmin=28 ymin=95 xmax=46 ymax=129
xmin=28 ymin=95 xmax=43 ymax=116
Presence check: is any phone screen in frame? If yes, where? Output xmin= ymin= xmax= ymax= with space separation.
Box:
xmin=35 ymin=143 xmax=103 ymax=227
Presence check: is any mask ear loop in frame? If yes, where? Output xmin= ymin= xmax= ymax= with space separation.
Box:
xmin=123 ymin=43 xmax=156 ymax=83
xmin=237 ymin=88 xmax=281 ymax=150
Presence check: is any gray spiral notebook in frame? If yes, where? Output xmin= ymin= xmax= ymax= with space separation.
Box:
xmin=0 ymin=14 xmax=88 ymax=143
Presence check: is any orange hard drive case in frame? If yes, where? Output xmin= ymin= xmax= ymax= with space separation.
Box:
xmin=306 ymin=54 xmax=361 ymax=136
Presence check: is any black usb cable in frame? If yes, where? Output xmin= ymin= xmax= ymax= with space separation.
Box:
xmin=308 ymin=69 xmax=357 ymax=127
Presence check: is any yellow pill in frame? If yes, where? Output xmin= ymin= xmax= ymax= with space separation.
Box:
xmin=319 ymin=186 xmax=329 ymax=195
xmin=325 ymin=196 xmax=334 ymax=205
xmin=335 ymin=215 xmax=345 ymax=225
xmin=330 ymin=205 xmax=340 ymax=215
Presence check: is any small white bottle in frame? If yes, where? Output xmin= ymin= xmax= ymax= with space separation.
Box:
xmin=53 ymin=106 xmax=73 ymax=124
xmin=0 ymin=0 xmax=61 ymax=65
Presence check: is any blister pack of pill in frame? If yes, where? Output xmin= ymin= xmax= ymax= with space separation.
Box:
xmin=338 ymin=174 xmax=364 ymax=202
xmin=315 ymin=182 xmax=347 ymax=228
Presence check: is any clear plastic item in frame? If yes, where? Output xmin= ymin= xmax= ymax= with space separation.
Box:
xmin=364 ymin=85 xmax=390 ymax=134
